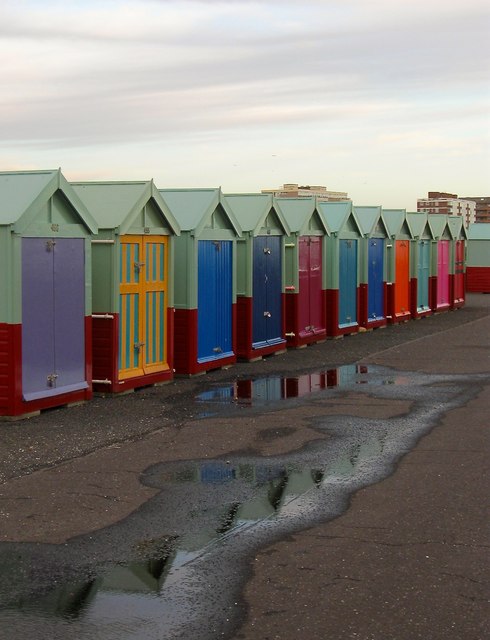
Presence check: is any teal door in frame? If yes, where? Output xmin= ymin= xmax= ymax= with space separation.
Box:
xmin=417 ymin=240 xmax=430 ymax=310
xmin=339 ymin=240 xmax=357 ymax=327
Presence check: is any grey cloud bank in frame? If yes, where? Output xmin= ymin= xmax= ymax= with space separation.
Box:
xmin=0 ymin=0 xmax=488 ymax=208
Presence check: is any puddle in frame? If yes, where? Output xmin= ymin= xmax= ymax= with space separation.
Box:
xmin=0 ymin=365 xmax=483 ymax=640
xmin=195 ymin=364 xmax=411 ymax=409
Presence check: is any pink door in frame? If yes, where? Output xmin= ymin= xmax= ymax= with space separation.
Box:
xmin=437 ymin=240 xmax=449 ymax=307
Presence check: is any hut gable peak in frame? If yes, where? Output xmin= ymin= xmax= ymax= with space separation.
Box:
xmin=206 ymin=203 xmax=231 ymax=231
xmin=354 ymin=206 xmax=387 ymax=237
xmin=274 ymin=197 xmax=326 ymax=235
xmin=428 ymin=214 xmax=451 ymax=241
xmin=0 ymin=169 xmax=97 ymax=234
xmin=159 ymin=188 xmax=240 ymax=236
xmin=225 ymin=193 xmax=290 ymax=236
xmin=71 ymin=181 xmax=179 ymax=235
xmin=316 ymin=201 xmax=355 ymax=235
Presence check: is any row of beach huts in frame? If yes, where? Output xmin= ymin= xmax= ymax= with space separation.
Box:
xmin=0 ymin=168 xmax=488 ymax=419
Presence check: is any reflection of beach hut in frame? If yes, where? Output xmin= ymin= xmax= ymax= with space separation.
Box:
xmin=466 ymin=223 xmax=490 ymax=293
xmin=319 ymin=201 xmax=363 ymax=337
xmin=447 ymin=215 xmax=466 ymax=308
xmin=226 ymin=193 xmax=290 ymax=360
xmin=383 ymin=209 xmax=412 ymax=324
xmin=275 ymin=197 xmax=329 ymax=347
xmin=0 ymin=169 xmax=97 ymax=418
xmin=428 ymin=214 xmax=452 ymax=313
xmin=355 ymin=206 xmax=389 ymax=329
xmin=159 ymin=188 xmax=242 ymax=375
xmin=72 ymin=181 xmax=180 ymax=393
xmin=406 ymin=212 xmax=434 ymax=318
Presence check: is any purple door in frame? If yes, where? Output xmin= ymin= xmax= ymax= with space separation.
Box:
xmin=22 ymin=238 xmax=87 ymax=401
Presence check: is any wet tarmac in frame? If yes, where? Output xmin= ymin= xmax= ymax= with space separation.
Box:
xmin=0 ymin=357 xmax=487 ymax=640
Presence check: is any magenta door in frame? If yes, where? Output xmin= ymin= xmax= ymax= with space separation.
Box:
xmin=437 ymin=240 xmax=450 ymax=307
xmin=298 ymin=237 xmax=324 ymax=337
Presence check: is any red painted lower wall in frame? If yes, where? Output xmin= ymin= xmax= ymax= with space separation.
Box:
xmin=466 ymin=267 xmax=490 ymax=293
xmin=92 ymin=309 xmax=175 ymax=393
xmin=0 ymin=323 xmax=20 ymax=416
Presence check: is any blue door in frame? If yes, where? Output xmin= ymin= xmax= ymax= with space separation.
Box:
xmin=339 ymin=239 xmax=357 ymax=327
xmin=22 ymin=238 xmax=87 ymax=401
xmin=367 ymin=239 xmax=384 ymax=321
xmin=198 ymin=240 xmax=233 ymax=362
xmin=417 ymin=240 xmax=430 ymax=310
xmin=252 ymin=236 xmax=283 ymax=348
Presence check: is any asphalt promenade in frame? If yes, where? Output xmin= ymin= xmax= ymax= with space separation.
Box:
xmin=0 ymin=294 xmax=488 ymax=640
xmin=235 ymin=298 xmax=490 ymax=640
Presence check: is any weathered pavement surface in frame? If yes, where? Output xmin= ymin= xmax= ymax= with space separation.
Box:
xmin=0 ymin=294 xmax=489 ymax=640
xmin=236 ymin=302 xmax=490 ymax=640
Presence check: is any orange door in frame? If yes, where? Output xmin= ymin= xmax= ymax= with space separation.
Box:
xmin=394 ymin=240 xmax=410 ymax=316
xmin=119 ymin=236 xmax=169 ymax=380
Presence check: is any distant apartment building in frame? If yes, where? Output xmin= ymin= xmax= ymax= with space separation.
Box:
xmin=262 ymin=183 xmax=350 ymax=201
xmin=461 ymin=196 xmax=490 ymax=224
xmin=417 ymin=191 xmax=476 ymax=228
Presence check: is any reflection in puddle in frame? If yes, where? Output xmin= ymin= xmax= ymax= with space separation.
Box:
xmin=0 ymin=364 xmax=474 ymax=640
xmin=6 ymin=464 xmax=327 ymax=629
xmin=196 ymin=365 xmax=410 ymax=408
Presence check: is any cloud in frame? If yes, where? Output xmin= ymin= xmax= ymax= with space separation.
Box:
xmin=0 ymin=0 xmax=488 ymax=205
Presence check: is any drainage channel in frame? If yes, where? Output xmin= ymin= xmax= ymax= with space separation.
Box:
xmin=0 ymin=365 xmax=484 ymax=640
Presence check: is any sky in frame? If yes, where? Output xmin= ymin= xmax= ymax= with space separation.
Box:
xmin=1 ymin=0 xmax=489 ymax=209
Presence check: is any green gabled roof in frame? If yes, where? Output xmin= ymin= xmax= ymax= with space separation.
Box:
xmin=447 ymin=215 xmax=467 ymax=240
xmin=427 ymin=214 xmax=450 ymax=240
xmin=354 ymin=206 xmax=388 ymax=237
xmin=467 ymin=223 xmax=490 ymax=240
xmin=382 ymin=209 xmax=407 ymax=237
xmin=317 ymin=200 xmax=360 ymax=235
xmin=0 ymin=168 xmax=97 ymax=233
xmin=274 ymin=197 xmax=328 ymax=234
xmin=406 ymin=211 xmax=432 ymax=239
xmin=71 ymin=180 xmax=180 ymax=235
xmin=159 ymin=188 xmax=241 ymax=236
xmin=225 ymin=193 xmax=291 ymax=235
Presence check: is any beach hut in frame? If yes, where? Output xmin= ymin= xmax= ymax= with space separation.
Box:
xmin=406 ymin=212 xmax=434 ymax=319
xmin=466 ymin=223 xmax=490 ymax=293
xmin=318 ymin=201 xmax=363 ymax=337
xmin=274 ymin=197 xmax=330 ymax=347
xmin=0 ymin=169 xmax=97 ymax=419
xmin=71 ymin=181 xmax=180 ymax=393
xmin=355 ymin=206 xmax=389 ymax=330
xmin=225 ymin=193 xmax=290 ymax=360
xmin=159 ymin=188 xmax=242 ymax=375
xmin=428 ymin=214 xmax=452 ymax=313
xmin=383 ymin=209 xmax=412 ymax=324
xmin=447 ymin=215 xmax=467 ymax=308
